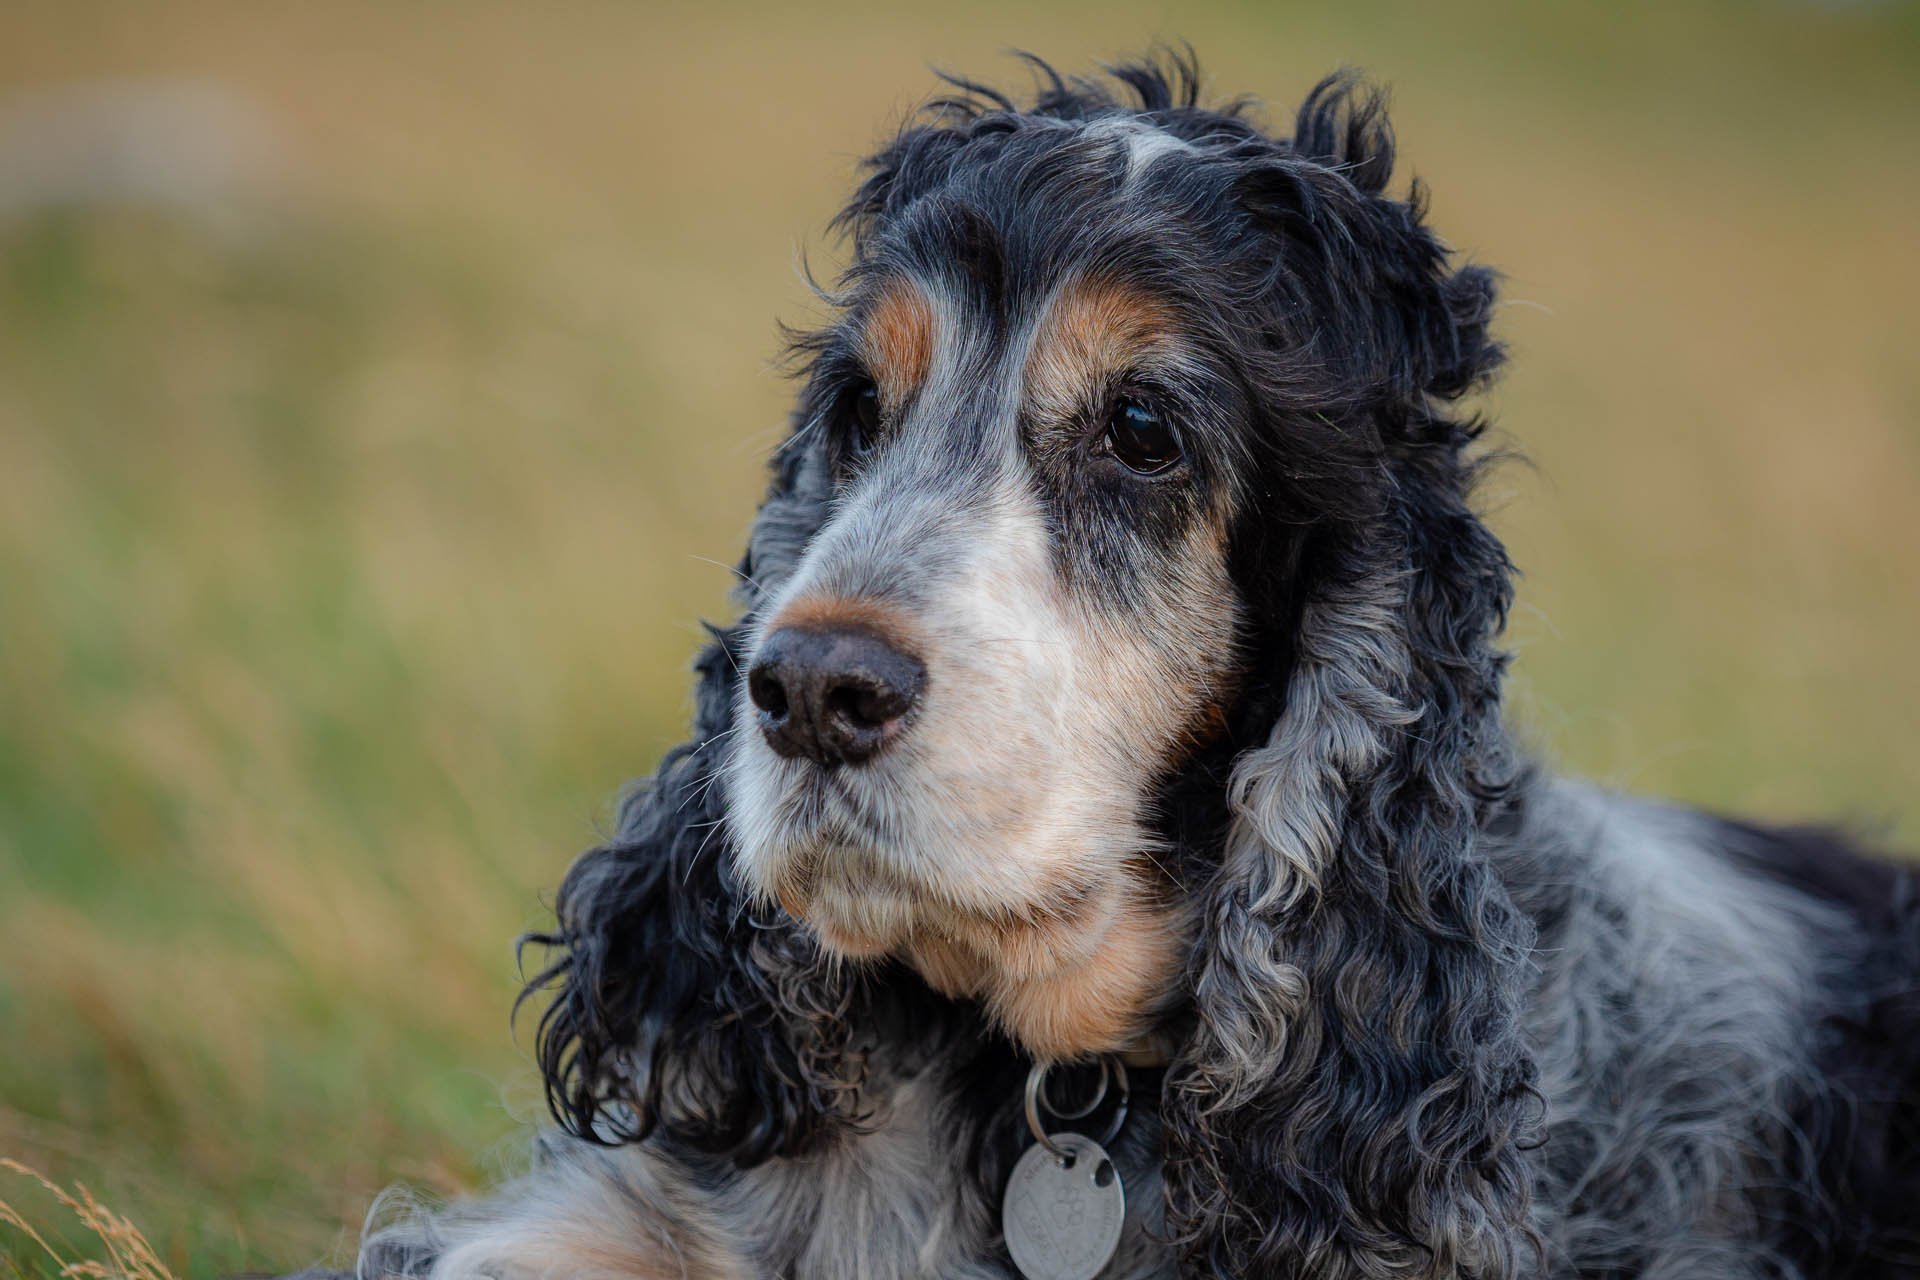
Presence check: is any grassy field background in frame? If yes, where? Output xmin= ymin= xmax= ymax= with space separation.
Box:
xmin=1 ymin=1 xmax=1916 ymax=1273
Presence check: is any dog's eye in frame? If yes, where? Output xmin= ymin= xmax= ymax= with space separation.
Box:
xmin=846 ymin=382 xmax=881 ymax=455
xmin=1104 ymin=399 xmax=1182 ymax=475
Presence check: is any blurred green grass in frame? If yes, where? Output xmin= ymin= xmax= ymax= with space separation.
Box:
xmin=1 ymin=0 xmax=1916 ymax=1273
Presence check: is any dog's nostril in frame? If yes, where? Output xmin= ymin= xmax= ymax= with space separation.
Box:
xmin=826 ymin=681 xmax=911 ymax=731
xmin=748 ymin=665 xmax=790 ymax=719
xmin=825 ymin=685 xmax=866 ymax=729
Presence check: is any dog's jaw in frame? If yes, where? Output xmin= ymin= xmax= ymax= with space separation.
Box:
xmin=735 ymin=801 xmax=1191 ymax=1057
xmin=763 ymin=839 xmax=1190 ymax=1058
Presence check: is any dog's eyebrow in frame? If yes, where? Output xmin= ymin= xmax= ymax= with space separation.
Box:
xmin=1024 ymin=279 xmax=1177 ymax=423
xmin=856 ymin=281 xmax=936 ymax=408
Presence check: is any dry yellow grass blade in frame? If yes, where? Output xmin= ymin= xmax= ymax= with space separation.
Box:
xmin=0 ymin=1160 xmax=178 ymax=1280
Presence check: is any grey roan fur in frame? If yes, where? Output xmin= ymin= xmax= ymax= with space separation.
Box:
xmin=295 ymin=50 xmax=1920 ymax=1280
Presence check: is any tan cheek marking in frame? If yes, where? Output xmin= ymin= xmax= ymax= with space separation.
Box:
xmin=1163 ymin=516 xmax=1248 ymax=762
xmin=808 ymin=914 xmax=900 ymax=960
xmin=860 ymin=283 xmax=935 ymax=408
xmin=774 ymin=878 xmax=812 ymax=922
xmin=1025 ymin=278 xmax=1175 ymax=425
xmin=1051 ymin=522 xmax=1244 ymax=776
xmin=907 ymin=932 xmax=988 ymax=999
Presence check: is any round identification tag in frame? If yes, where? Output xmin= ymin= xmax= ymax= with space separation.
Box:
xmin=1001 ymin=1131 xmax=1125 ymax=1280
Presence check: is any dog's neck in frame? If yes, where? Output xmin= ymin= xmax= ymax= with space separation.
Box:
xmin=900 ymin=873 xmax=1192 ymax=1061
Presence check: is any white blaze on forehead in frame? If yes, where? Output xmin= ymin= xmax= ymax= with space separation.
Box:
xmin=1082 ymin=115 xmax=1197 ymax=187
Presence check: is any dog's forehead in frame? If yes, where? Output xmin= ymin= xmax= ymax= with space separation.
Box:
xmin=839 ymin=116 xmax=1223 ymax=408
xmin=848 ymin=114 xmax=1223 ymax=329
xmin=1079 ymin=113 xmax=1200 ymax=182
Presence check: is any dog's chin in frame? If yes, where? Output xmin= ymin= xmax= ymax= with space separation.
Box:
xmin=755 ymin=841 xmax=1189 ymax=1061
xmin=776 ymin=853 xmax=918 ymax=960
xmin=729 ymin=742 xmax=1190 ymax=1057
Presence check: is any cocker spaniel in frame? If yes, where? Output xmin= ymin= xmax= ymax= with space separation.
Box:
xmin=307 ymin=52 xmax=1920 ymax=1280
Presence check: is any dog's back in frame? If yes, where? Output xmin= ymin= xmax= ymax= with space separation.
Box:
xmin=1506 ymin=781 xmax=1920 ymax=1277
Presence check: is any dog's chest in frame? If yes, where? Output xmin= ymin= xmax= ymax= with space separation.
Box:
xmin=719 ymin=1076 xmax=1175 ymax=1280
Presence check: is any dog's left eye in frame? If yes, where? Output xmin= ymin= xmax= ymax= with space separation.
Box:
xmin=1104 ymin=398 xmax=1182 ymax=475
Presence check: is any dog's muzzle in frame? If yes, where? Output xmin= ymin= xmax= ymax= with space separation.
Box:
xmin=747 ymin=624 xmax=925 ymax=766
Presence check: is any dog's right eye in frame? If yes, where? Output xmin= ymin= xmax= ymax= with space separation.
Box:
xmin=1104 ymin=398 xmax=1183 ymax=475
xmin=844 ymin=382 xmax=881 ymax=456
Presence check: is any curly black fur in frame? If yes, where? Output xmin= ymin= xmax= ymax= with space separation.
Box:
xmin=517 ymin=442 xmax=872 ymax=1161
xmin=307 ymin=49 xmax=1920 ymax=1280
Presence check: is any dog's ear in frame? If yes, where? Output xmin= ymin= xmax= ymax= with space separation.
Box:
xmin=517 ymin=424 xmax=857 ymax=1164
xmin=1164 ymin=460 xmax=1540 ymax=1277
xmin=1168 ymin=81 xmax=1540 ymax=1271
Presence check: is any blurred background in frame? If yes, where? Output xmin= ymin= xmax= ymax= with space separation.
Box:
xmin=0 ymin=0 xmax=1915 ymax=1273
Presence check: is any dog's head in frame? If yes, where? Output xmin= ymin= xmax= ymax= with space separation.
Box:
xmin=724 ymin=57 xmax=1505 ymax=1062
xmin=534 ymin=53 xmax=1541 ymax=1277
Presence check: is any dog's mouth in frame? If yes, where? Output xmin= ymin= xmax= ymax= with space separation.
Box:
xmin=762 ymin=765 xmax=892 ymax=853
xmin=748 ymin=772 xmax=1070 ymax=957
xmin=732 ymin=760 xmax=1193 ymax=1060
xmin=765 ymin=840 xmax=938 ymax=958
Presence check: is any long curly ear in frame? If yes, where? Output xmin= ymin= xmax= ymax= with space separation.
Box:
xmin=517 ymin=426 xmax=858 ymax=1163
xmin=1164 ymin=442 xmax=1539 ymax=1276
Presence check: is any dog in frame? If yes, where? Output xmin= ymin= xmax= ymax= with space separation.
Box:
xmin=304 ymin=52 xmax=1920 ymax=1280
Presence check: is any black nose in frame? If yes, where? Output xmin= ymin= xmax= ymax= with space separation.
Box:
xmin=747 ymin=625 xmax=925 ymax=766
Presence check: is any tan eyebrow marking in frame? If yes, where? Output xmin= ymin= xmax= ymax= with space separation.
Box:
xmin=858 ymin=282 xmax=936 ymax=408
xmin=1024 ymin=279 xmax=1176 ymax=424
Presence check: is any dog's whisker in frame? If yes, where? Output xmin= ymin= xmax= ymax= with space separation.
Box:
xmin=968 ymin=635 xmax=1069 ymax=648
xmin=681 ymin=816 xmax=729 ymax=887
xmin=1134 ymin=845 xmax=1186 ymax=894
xmin=696 ymin=725 xmax=741 ymax=750
xmin=688 ymin=554 xmax=767 ymax=596
xmin=678 ymin=766 xmax=727 ymax=815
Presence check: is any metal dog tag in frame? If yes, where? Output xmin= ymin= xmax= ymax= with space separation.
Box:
xmin=1002 ymin=1132 xmax=1125 ymax=1280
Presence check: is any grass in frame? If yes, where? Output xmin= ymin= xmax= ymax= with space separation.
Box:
xmin=2 ymin=1161 xmax=177 ymax=1280
xmin=1 ymin=0 xmax=1916 ymax=1273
